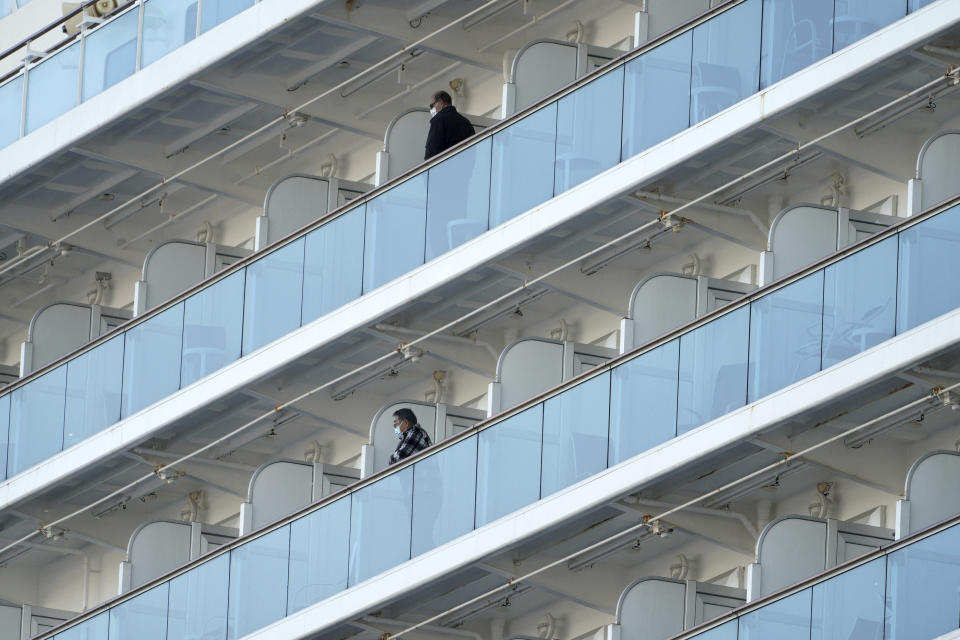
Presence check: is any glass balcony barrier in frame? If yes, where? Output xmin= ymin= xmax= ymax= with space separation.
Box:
xmin=0 ymin=0 xmax=939 ymax=488
xmin=0 ymin=0 xmax=254 ymax=145
xmin=685 ymin=517 xmax=960 ymax=640
xmin=0 ymin=0 xmax=925 ymax=152
xmin=43 ymin=192 xmax=960 ymax=639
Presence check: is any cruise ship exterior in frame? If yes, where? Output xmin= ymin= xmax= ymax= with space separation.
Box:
xmin=1 ymin=0 xmax=960 ymax=638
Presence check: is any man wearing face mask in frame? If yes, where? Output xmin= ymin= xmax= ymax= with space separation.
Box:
xmin=424 ymin=90 xmax=475 ymax=160
xmin=389 ymin=408 xmax=432 ymax=465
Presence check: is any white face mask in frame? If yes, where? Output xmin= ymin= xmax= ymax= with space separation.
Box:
xmin=429 ymin=107 xmax=437 ymax=117
xmin=394 ymin=425 xmax=403 ymax=439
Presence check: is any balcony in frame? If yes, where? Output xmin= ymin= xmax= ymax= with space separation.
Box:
xmin=0 ymin=0 xmax=956 ymax=507
xmin=34 ymin=188 xmax=960 ymax=638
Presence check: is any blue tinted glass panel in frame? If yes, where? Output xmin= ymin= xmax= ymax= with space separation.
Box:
xmin=760 ymin=0 xmax=833 ymax=88
xmin=677 ymin=307 xmax=749 ymax=433
xmin=739 ymin=588 xmax=811 ymax=640
xmin=555 ymin=66 xmax=624 ymax=193
xmin=476 ymin=405 xmax=543 ymax=526
xmin=832 ymin=0 xmax=906 ymax=51
xmin=489 ymin=103 xmax=557 ymax=226
xmin=691 ymin=620 xmax=737 ymax=640
xmin=168 ymin=553 xmax=229 ymax=640
xmin=0 ymin=76 xmax=23 ymax=148
xmin=897 ymin=205 xmax=960 ymax=332
xmin=8 ymin=366 xmax=66 ymax=476
xmin=541 ymin=372 xmax=610 ymax=497
xmin=622 ymin=31 xmax=691 ymax=158
xmin=302 ymin=208 xmax=365 ymax=324
xmin=242 ymin=238 xmax=304 ymax=355
xmin=121 ymin=302 xmax=184 ymax=418
xmin=228 ymin=525 xmax=290 ymax=640
xmin=200 ymin=0 xmax=253 ymax=33
xmin=142 ymin=0 xmax=198 ymax=67
xmin=81 ymin=7 xmax=137 ymax=101
xmin=64 ymin=335 xmax=123 ymax=448
xmin=108 ymin=583 xmax=168 ymax=640
xmin=609 ymin=340 xmax=679 ymax=465
xmin=425 ymin=137 xmax=491 ymax=261
xmin=349 ymin=467 xmax=413 ymax=585
xmin=182 ymin=270 xmax=244 ymax=386
xmin=748 ymin=271 xmax=824 ymax=402
xmin=811 ymin=557 xmax=885 ymax=640
xmin=910 ymin=0 xmax=937 ymax=9
xmin=288 ymin=497 xmax=350 ymax=614
xmin=690 ymin=0 xmax=762 ymax=124
xmin=54 ymin=612 xmax=108 ymax=640
xmin=26 ymin=42 xmax=79 ymax=133
xmin=822 ymin=237 xmax=897 ymax=368
xmin=886 ymin=523 xmax=960 ymax=640
xmin=363 ymin=175 xmax=427 ymax=292
xmin=412 ymin=436 xmax=477 ymax=556
xmin=0 ymin=394 xmax=8 ymax=480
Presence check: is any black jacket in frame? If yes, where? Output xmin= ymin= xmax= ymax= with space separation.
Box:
xmin=424 ymin=106 xmax=475 ymax=160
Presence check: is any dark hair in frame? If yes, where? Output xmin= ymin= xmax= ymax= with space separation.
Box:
xmin=393 ymin=408 xmax=418 ymax=426
xmin=432 ymin=90 xmax=452 ymax=107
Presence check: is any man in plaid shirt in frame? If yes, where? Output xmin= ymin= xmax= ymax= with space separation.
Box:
xmin=389 ymin=407 xmax=432 ymax=465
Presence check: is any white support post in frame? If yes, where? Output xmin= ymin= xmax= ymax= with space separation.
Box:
xmin=359 ymin=444 xmax=375 ymax=479
xmin=682 ymin=580 xmax=697 ymax=629
xmin=434 ymin=403 xmax=449 ymax=444
xmin=601 ymin=624 xmax=621 ymax=640
xmin=561 ymin=341 xmax=575 ymax=381
xmin=634 ymin=10 xmax=649 ymax=47
xmin=238 ymin=502 xmax=254 ymax=537
xmin=618 ymin=317 xmax=634 ymax=355
xmin=486 ymin=381 xmax=502 ymax=417
xmin=311 ymin=462 xmax=324 ymax=501
xmin=374 ymin=151 xmax=390 ymax=187
xmin=695 ymin=275 xmax=710 ymax=317
xmin=745 ymin=563 xmax=761 ymax=602
xmin=118 ymin=561 xmax=132 ymax=595
xmin=19 ymin=605 xmax=31 ymax=640
xmin=758 ymin=251 xmax=775 ymax=287
xmin=575 ymin=43 xmax=589 ymax=78
xmin=895 ymin=499 xmax=911 ymax=539
xmin=825 ymin=518 xmax=840 ymax=567
xmin=189 ymin=521 xmax=202 ymax=559
xmin=500 ymin=83 xmax=517 ymax=119
xmin=836 ymin=207 xmax=852 ymax=249
xmin=907 ymin=178 xmax=923 ymax=216
xmin=326 ymin=178 xmax=340 ymax=213
xmin=254 ymin=215 xmax=269 ymax=251
xmin=18 ymin=341 xmax=33 ymax=377
xmin=203 ymin=242 xmax=217 ymax=278
xmin=132 ymin=280 xmax=148 ymax=316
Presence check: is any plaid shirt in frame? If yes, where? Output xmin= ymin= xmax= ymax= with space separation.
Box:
xmin=389 ymin=423 xmax=432 ymax=464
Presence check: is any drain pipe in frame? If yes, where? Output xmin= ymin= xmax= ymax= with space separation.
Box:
xmin=360 ymin=616 xmax=484 ymax=640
